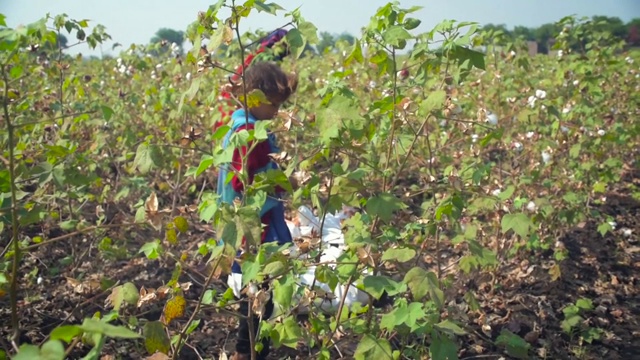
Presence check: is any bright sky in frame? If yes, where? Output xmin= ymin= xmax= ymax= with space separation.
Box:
xmin=2 ymin=0 xmax=639 ymax=56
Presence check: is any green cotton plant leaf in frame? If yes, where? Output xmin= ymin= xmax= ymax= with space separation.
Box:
xmin=381 ymin=301 xmax=425 ymax=332
xmin=354 ymin=334 xmax=393 ymax=360
xmin=50 ymin=325 xmax=83 ymax=343
xmin=79 ymin=318 xmax=140 ymax=339
xmin=430 ymin=329 xmax=459 ymax=360
xmin=403 ymin=267 xmax=444 ymax=308
xmin=382 ymin=25 xmax=413 ymax=48
xmin=366 ymin=192 xmax=407 ymax=223
xmin=435 ymin=319 xmax=467 ymax=336
xmin=285 ymin=28 xmax=305 ymax=59
xmin=419 ymin=89 xmax=447 ymax=116
xmin=345 ymin=38 xmax=363 ymax=66
xmin=254 ymin=1 xmax=284 ymax=14
xmin=501 ymin=213 xmax=533 ymax=238
xmin=362 ymin=275 xmax=406 ymax=299
xmin=381 ymin=247 xmax=416 ymax=263
xmin=273 ymin=274 xmax=295 ymax=310
xmin=101 ymin=105 xmax=114 ymax=121
xmin=133 ymin=143 xmax=163 ymax=175
xmin=496 ymin=330 xmax=531 ymax=359
xmin=143 ymin=321 xmax=170 ymax=355
xmin=316 ymin=95 xmax=364 ymax=145
xmin=272 ymin=316 xmax=303 ymax=349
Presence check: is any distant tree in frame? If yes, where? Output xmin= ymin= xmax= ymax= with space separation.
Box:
xmin=591 ymin=16 xmax=627 ymax=39
xmin=336 ymin=32 xmax=355 ymax=46
xmin=512 ymin=26 xmax=534 ymax=41
xmin=150 ymin=28 xmax=184 ymax=55
xmin=316 ymin=31 xmax=335 ymax=54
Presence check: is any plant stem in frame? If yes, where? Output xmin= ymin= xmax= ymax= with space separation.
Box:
xmin=172 ymin=255 xmax=223 ymax=360
xmin=3 ymin=64 xmax=22 ymax=346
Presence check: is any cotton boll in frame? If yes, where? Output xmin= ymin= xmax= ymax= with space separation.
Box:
xmin=526 ymin=201 xmax=537 ymax=212
xmin=512 ymin=141 xmax=523 ymax=152
xmin=541 ymin=150 xmax=552 ymax=164
xmin=535 ymin=89 xmax=547 ymax=99
xmin=155 ymin=63 xmax=163 ymax=70
xmin=185 ymin=72 xmax=191 ymax=81
xmin=526 ymin=131 xmax=535 ymax=139
xmin=562 ymin=107 xmax=571 ymax=114
xmin=597 ymin=129 xmax=606 ymax=136
xmin=608 ymin=221 xmax=617 ymax=230
xmin=491 ymin=188 xmax=501 ymax=196
xmin=527 ymin=96 xmax=537 ymax=108
xmin=561 ymin=126 xmax=569 ymax=133
xmin=471 ymin=134 xmax=479 ymax=143
xmin=573 ymin=80 xmax=580 ymax=86
xmin=485 ymin=111 xmax=498 ymax=125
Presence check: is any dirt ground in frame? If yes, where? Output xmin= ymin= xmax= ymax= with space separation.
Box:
xmin=1 ymin=167 xmax=639 ymax=360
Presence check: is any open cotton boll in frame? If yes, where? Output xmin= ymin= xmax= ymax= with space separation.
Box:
xmin=535 ymin=89 xmax=547 ymax=99
xmin=541 ymin=150 xmax=552 ymax=164
xmin=485 ymin=112 xmax=498 ymax=125
xmin=526 ymin=201 xmax=537 ymax=212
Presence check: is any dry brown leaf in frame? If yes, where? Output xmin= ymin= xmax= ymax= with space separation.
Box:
xmin=145 ymin=353 xmax=170 ymax=360
xmin=251 ymin=289 xmax=271 ymax=317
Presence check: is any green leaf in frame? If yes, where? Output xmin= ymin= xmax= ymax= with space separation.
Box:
xmin=50 ymin=325 xmax=83 ymax=343
xmin=122 ymin=282 xmax=139 ymax=306
xmin=101 ymin=105 xmax=114 ymax=121
xmin=435 ymin=319 xmax=466 ymax=336
xmin=362 ymin=276 xmax=406 ymax=299
xmin=496 ymin=330 xmax=531 ymax=359
xmin=202 ymin=290 xmax=216 ymax=305
xmin=381 ymin=247 xmax=416 ymax=263
xmin=133 ymin=143 xmax=163 ymax=175
xmin=143 ymin=321 xmax=170 ymax=355
xmin=13 ymin=345 xmax=42 ymax=360
xmin=419 ymin=89 xmax=447 ymax=115
xmin=80 ymin=318 xmax=140 ymax=339
xmin=354 ymin=334 xmax=393 ymax=360
xmin=273 ymin=274 xmax=295 ymax=310
xmin=272 ymin=316 xmax=303 ymax=349
xmin=366 ymin=192 xmax=406 ymax=223
xmin=345 ymin=38 xmax=363 ymax=66
xmin=501 ymin=213 xmax=532 ymax=238
xmin=597 ymin=222 xmax=612 ymax=236
xmin=254 ymin=1 xmax=284 ymax=14
xmin=285 ymin=28 xmax=305 ymax=59
xmin=382 ymin=25 xmax=413 ymax=48
xmin=576 ymin=298 xmax=593 ymax=311
xmin=404 ymin=17 xmax=421 ymax=30
xmin=140 ymin=240 xmax=162 ymax=259
xmin=40 ymin=340 xmax=65 ymax=360
xmin=430 ymin=330 xmax=459 ymax=360
xmin=403 ymin=267 xmax=444 ymax=308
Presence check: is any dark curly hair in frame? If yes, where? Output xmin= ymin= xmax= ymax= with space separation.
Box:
xmin=234 ymin=62 xmax=298 ymax=104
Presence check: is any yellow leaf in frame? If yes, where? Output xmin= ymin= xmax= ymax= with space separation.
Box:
xmin=549 ymin=264 xmax=561 ymax=281
xmin=239 ymin=89 xmax=270 ymax=108
xmin=143 ymin=321 xmax=170 ymax=355
xmin=165 ymin=228 xmax=177 ymax=245
xmin=163 ymin=295 xmax=186 ymax=325
xmin=174 ymin=216 xmax=188 ymax=233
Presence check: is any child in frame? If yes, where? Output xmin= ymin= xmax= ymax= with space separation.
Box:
xmin=214 ymin=29 xmax=290 ymax=132
xmin=216 ymin=61 xmax=298 ymax=360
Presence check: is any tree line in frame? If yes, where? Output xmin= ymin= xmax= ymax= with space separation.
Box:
xmin=481 ymin=16 xmax=640 ymax=53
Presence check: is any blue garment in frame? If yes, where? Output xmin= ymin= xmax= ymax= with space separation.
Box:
xmin=216 ymin=109 xmax=293 ymax=274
